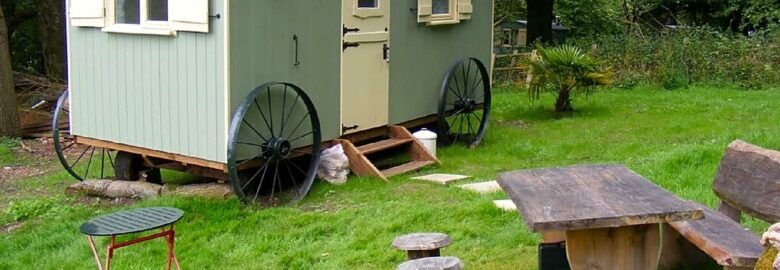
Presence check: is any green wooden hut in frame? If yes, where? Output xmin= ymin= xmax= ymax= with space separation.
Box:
xmin=57 ymin=0 xmax=494 ymax=204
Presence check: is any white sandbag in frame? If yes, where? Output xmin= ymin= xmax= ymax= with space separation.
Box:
xmin=317 ymin=144 xmax=350 ymax=184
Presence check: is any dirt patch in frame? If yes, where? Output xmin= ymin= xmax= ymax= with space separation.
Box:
xmin=72 ymin=196 xmax=139 ymax=207
xmin=0 ymin=222 xmax=24 ymax=234
xmin=495 ymin=119 xmax=528 ymax=128
xmin=1 ymin=138 xmax=65 ymax=181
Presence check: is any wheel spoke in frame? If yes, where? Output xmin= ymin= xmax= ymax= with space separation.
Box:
xmin=237 ymin=152 xmax=266 ymax=168
xmin=448 ymin=86 xmax=464 ymax=101
xmin=270 ymin=161 xmax=280 ymax=198
xmin=108 ymin=151 xmax=115 ymax=172
xmin=466 ymin=114 xmax=475 ymax=136
xmin=470 ymin=111 xmax=483 ymax=124
xmin=288 ymin=112 xmax=311 ymax=140
xmin=267 ymin=87 xmax=275 ymax=138
xmin=242 ymin=161 xmax=270 ymax=191
xmin=253 ymin=99 xmax=275 ymax=139
xmin=83 ymin=147 xmax=96 ymax=179
xmin=69 ymin=146 xmax=92 ymax=170
xmin=284 ymin=160 xmax=299 ymax=189
xmin=469 ymin=77 xmax=484 ymax=99
xmin=279 ymin=94 xmax=302 ymax=138
xmin=242 ymin=119 xmax=268 ymax=141
xmin=238 ymin=141 xmax=264 ymax=147
xmin=278 ymin=86 xmax=288 ymax=138
xmin=464 ymin=61 xmax=472 ymax=94
xmin=100 ymin=148 xmax=106 ymax=179
xmin=452 ymin=68 xmax=463 ymax=98
xmin=446 ymin=109 xmax=465 ymax=119
xmin=61 ymin=142 xmax=77 ymax=151
xmin=252 ymin=160 xmax=275 ymax=204
xmin=289 ymin=131 xmax=314 ymax=143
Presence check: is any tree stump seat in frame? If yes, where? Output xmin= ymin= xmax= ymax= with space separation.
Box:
xmin=396 ymin=256 xmax=463 ymax=270
xmin=392 ymin=233 xmax=451 ymax=260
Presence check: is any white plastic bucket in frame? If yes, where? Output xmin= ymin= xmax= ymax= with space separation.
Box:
xmin=413 ymin=128 xmax=438 ymax=158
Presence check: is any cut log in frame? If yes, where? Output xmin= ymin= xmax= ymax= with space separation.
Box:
xmin=162 ymin=183 xmax=235 ymax=199
xmin=66 ymin=180 xmax=161 ymax=199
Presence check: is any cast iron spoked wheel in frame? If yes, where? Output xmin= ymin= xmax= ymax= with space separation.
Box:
xmin=437 ymin=58 xmax=492 ymax=148
xmin=227 ymin=82 xmax=322 ymax=206
xmin=52 ymin=90 xmax=119 ymax=181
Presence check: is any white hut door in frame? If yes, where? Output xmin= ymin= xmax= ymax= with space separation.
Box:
xmin=340 ymin=0 xmax=390 ymax=134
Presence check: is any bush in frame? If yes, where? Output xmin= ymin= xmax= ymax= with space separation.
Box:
xmin=5 ymin=198 xmax=72 ymax=221
xmin=571 ymin=28 xmax=780 ymax=89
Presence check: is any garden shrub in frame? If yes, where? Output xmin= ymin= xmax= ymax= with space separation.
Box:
xmin=571 ymin=28 xmax=780 ymax=89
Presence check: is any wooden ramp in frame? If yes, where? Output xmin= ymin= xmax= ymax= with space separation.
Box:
xmin=338 ymin=126 xmax=440 ymax=181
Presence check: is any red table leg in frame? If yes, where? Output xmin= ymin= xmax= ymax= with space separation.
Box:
xmin=86 ymin=226 xmax=180 ymax=270
xmin=87 ymin=236 xmax=104 ymax=270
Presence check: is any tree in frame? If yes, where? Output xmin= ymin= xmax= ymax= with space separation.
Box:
xmin=37 ymin=0 xmax=67 ymax=81
xmin=522 ymin=45 xmax=612 ymax=112
xmin=0 ymin=4 xmax=20 ymax=137
xmin=526 ymin=0 xmax=555 ymax=45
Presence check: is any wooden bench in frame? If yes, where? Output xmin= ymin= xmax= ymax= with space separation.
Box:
xmin=661 ymin=140 xmax=780 ymax=269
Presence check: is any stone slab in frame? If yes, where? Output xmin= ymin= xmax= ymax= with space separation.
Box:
xmin=494 ymin=199 xmax=517 ymax=211
xmin=411 ymin=174 xmax=471 ymax=185
xmin=459 ymin=181 xmax=502 ymax=194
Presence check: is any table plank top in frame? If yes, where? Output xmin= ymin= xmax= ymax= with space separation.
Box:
xmin=497 ymin=164 xmax=704 ymax=232
xmin=80 ymin=207 xmax=184 ymax=236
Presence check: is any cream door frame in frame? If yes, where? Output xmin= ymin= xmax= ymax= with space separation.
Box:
xmin=340 ymin=0 xmax=391 ymax=135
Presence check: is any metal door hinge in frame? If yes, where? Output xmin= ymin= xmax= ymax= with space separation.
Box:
xmin=343 ymin=42 xmax=360 ymax=51
xmin=342 ymin=124 xmax=360 ymax=133
xmin=343 ymin=25 xmax=361 ymax=36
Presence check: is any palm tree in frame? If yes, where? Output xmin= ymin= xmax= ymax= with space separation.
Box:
xmin=522 ymin=45 xmax=612 ymax=112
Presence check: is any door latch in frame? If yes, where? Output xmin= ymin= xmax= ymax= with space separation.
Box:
xmin=383 ymin=44 xmax=390 ymax=62
xmin=342 ymin=124 xmax=360 ymax=133
xmin=343 ymin=25 xmax=360 ymax=36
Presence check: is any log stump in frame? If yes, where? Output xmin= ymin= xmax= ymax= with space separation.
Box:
xmin=397 ymin=256 xmax=463 ymax=270
xmin=392 ymin=233 xmax=451 ymax=260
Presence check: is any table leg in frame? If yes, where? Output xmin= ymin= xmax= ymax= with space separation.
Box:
xmin=565 ymin=224 xmax=661 ymax=270
xmin=106 ymin=236 xmax=116 ymax=270
xmin=163 ymin=225 xmax=181 ymax=270
xmin=87 ymin=236 xmax=104 ymax=270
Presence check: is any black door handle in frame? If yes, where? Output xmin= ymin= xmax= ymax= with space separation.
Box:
xmin=383 ymin=44 xmax=390 ymax=61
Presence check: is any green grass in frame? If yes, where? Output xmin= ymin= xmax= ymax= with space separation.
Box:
xmin=1 ymin=85 xmax=779 ymax=269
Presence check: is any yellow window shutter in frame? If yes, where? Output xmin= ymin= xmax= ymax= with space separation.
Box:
xmin=458 ymin=0 xmax=473 ymax=21
xmin=69 ymin=0 xmax=105 ymax=27
xmin=417 ymin=0 xmax=433 ymax=23
xmin=169 ymin=0 xmax=210 ymax=33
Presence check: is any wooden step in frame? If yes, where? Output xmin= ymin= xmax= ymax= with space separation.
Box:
xmin=357 ymin=138 xmax=413 ymax=155
xmin=381 ymin=161 xmax=436 ymax=178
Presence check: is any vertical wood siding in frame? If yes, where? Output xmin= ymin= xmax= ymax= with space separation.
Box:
xmin=68 ymin=0 xmax=227 ymax=162
xmin=229 ymin=0 xmax=342 ymax=141
xmin=388 ymin=0 xmax=493 ymax=124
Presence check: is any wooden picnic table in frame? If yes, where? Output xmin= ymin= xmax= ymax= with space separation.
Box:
xmin=498 ymin=164 xmax=704 ymax=270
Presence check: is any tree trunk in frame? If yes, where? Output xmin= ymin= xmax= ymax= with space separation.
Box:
xmin=526 ymin=0 xmax=554 ymax=46
xmin=37 ymin=0 xmax=67 ymax=81
xmin=555 ymin=89 xmax=573 ymax=112
xmin=0 ymin=5 xmax=20 ymax=137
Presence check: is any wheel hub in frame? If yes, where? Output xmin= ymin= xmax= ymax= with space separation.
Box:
xmin=263 ymin=139 xmax=292 ymax=160
xmin=455 ymin=99 xmax=477 ymax=114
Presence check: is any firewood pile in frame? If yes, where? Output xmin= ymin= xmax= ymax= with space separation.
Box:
xmin=14 ymin=72 xmax=67 ymax=138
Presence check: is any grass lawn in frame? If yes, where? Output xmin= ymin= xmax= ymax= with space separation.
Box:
xmin=1 ymin=85 xmax=778 ymax=269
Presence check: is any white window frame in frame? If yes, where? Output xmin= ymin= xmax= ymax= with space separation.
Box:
xmin=417 ymin=0 xmax=472 ymax=26
xmin=103 ymin=0 xmax=176 ymax=36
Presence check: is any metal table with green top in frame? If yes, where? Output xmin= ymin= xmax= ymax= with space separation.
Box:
xmin=80 ymin=207 xmax=184 ymax=270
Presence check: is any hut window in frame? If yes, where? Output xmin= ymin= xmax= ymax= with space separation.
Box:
xmin=357 ymin=0 xmax=378 ymax=8
xmin=148 ymin=0 xmax=169 ymax=21
xmin=417 ymin=0 xmax=472 ymax=26
xmin=432 ymin=0 xmax=449 ymax=15
xmin=116 ymin=0 xmax=141 ymax=24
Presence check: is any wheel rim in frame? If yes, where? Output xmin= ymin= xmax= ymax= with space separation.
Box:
xmin=52 ymin=90 xmax=118 ymax=181
xmin=437 ymin=58 xmax=492 ymax=148
xmin=227 ymin=82 xmax=322 ymax=205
